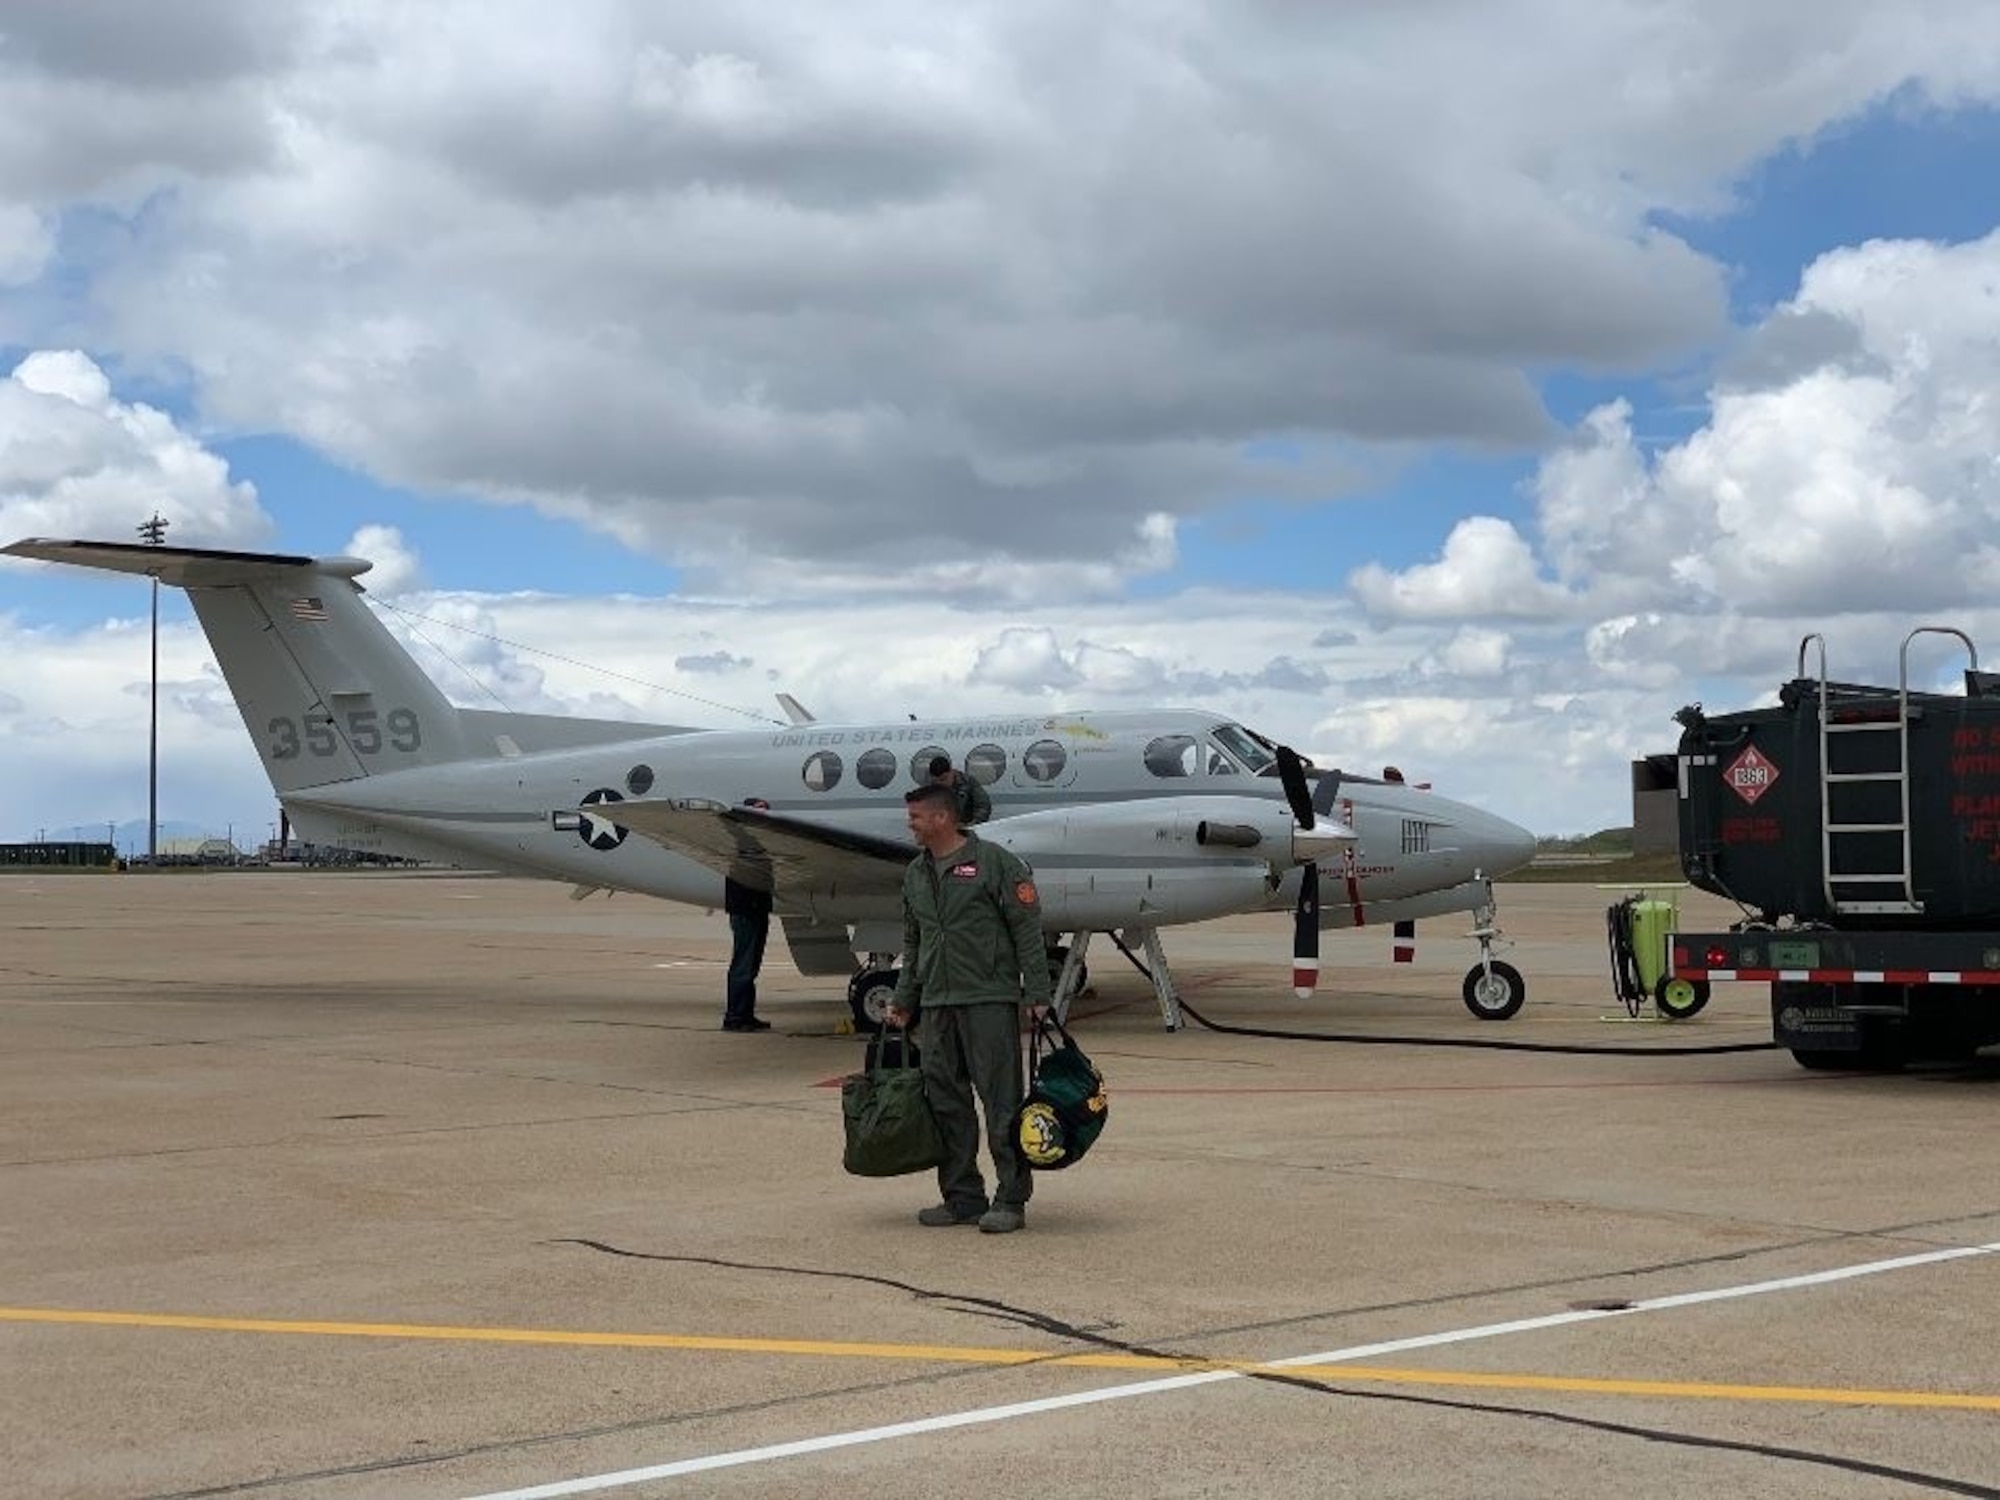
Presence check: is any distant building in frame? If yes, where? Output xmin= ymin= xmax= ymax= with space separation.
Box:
xmin=0 ymin=841 xmax=117 ymax=868
xmin=155 ymin=837 xmax=241 ymax=865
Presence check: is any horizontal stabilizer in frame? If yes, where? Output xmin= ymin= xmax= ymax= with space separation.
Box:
xmin=3 ymin=538 xmax=365 ymax=587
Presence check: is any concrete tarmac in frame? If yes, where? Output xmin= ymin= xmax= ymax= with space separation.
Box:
xmin=2 ymin=872 xmax=1997 ymax=1499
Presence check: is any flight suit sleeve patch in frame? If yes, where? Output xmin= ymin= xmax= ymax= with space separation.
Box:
xmin=1014 ymin=879 xmax=1039 ymax=906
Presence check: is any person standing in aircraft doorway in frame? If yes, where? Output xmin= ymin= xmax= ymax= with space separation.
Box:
xmin=886 ymin=782 xmax=1050 ymax=1234
xmin=721 ymin=798 xmax=774 ymax=1032
xmin=927 ymin=753 xmax=991 ymax=827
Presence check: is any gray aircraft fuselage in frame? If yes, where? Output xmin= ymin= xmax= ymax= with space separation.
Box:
xmin=285 ymin=707 xmax=1533 ymax=934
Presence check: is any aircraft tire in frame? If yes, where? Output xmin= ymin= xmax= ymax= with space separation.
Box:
xmin=1653 ymin=975 xmax=1711 ymax=1020
xmin=1461 ymin=959 xmax=1526 ymax=1021
xmin=848 ymin=969 xmax=903 ymax=1033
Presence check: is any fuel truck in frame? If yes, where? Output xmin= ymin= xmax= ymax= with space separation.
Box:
xmin=1669 ymin=627 xmax=2000 ymax=1070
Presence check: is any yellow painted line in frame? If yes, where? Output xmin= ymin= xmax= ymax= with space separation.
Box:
xmin=1287 ymin=1363 xmax=2000 ymax=1412
xmin=0 ymin=1308 xmax=1066 ymax=1366
xmin=4 ymin=1305 xmax=1999 ymax=1413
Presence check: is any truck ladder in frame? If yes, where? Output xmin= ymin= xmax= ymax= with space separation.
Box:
xmin=1799 ymin=627 xmax=1976 ymax=916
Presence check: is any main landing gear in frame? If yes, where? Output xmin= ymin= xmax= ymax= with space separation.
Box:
xmin=1052 ymin=928 xmax=1182 ymax=1030
xmin=847 ymin=956 xmax=901 ymax=1032
xmin=850 ymin=942 xmax=1104 ymax=1033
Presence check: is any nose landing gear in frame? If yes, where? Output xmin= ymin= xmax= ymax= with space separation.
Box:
xmin=1460 ymin=883 xmax=1527 ymax=1020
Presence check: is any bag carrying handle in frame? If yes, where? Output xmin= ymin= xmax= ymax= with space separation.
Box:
xmin=1027 ymin=1010 xmax=1075 ymax=1073
xmin=880 ymin=1023 xmax=920 ymax=1070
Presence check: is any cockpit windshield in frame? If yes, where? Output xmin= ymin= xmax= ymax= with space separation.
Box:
xmin=1210 ymin=722 xmax=1277 ymax=774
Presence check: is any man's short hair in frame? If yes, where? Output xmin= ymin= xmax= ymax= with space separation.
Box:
xmin=905 ymin=782 xmax=957 ymax=812
xmin=927 ymin=754 xmax=952 ymax=778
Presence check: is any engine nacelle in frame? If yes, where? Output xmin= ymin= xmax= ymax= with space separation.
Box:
xmin=982 ymin=796 xmax=1351 ymax=929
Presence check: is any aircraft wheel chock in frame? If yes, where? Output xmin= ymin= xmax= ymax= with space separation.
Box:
xmin=1462 ymin=959 xmax=1526 ymax=1021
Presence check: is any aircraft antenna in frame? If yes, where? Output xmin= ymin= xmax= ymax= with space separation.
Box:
xmin=372 ymin=599 xmax=784 ymax=725
xmin=376 ymin=604 xmax=519 ymax=712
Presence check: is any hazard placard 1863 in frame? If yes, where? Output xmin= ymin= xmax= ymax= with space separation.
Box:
xmin=1724 ymin=743 xmax=1780 ymax=805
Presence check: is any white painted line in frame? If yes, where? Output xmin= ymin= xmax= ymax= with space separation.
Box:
xmin=459 ymin=1240 xmax=2000 ymax=1500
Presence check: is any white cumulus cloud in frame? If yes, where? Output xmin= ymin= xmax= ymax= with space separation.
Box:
xmin=1350 ymin=517 xmax=1571 ymax=621
xmin=0 ymin=351 xmax=273 ymax=555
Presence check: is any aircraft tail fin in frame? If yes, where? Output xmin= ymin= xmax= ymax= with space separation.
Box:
xmin=5 ymin=538 xmax=473 ymax=792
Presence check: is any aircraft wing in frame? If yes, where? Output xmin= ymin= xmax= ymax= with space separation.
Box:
xmin=605 ymin=799 xmax=912 ymax=900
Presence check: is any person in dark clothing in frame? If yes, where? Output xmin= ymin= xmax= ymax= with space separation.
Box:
xmin=927 ymin=753 xmax=992 ymax=826
xmin=722 ymin=798 xmax=774 ymax=1032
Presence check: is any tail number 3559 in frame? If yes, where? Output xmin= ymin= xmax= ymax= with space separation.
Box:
xmin=268 ymin=708 xmax=422 ymax=759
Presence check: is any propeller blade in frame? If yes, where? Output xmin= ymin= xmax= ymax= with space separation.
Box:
xmin=1292 ymin=860 xmax=1320 ymax=998
xmin=1275 ymin=744 xmax=1314 ymax=830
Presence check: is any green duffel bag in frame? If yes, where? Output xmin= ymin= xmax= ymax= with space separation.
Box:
xmin=1013 ymin=1013 xmax=1108 ymax=1170
xmin=841 ymin=1029 xmax=943 ymax=1177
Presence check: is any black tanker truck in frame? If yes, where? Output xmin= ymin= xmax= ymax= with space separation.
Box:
xmin=1669 ymin=626 xmax=2000 ymax=1070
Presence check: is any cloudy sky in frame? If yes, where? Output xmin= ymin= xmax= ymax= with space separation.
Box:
xmin=5 ymin=0 xmax=2000 ymax=847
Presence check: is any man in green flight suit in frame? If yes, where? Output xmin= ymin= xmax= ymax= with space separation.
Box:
xmin=885 ymin=782 xmax=1050 ymax=1233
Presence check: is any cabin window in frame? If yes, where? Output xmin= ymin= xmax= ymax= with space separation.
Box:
xmin=1143 ymin=734 xmax=1199 ymax=778
xmin=802 ymin=751 xmax=843 ymax=792
xmin=910 ymin=745 xmax=949 ymax=782
xmin=625 ymin=764 xmax=655 ymax=796
xmin=965 ymin=743 xmax=1007 ymax=784
xmin=856 ymin=747 xmax=897 ymax=789
xmin=1023 ymin=739 xmax=1067 ymax=782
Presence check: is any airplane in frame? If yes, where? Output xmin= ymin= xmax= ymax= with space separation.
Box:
xmin=4 ymin=537 xmax=1539 ymax=1028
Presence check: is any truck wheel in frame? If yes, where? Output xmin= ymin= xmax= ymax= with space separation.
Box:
xmin=1854 ymin=1030 xmax=1909 ymax=1072
xmin=1462 ymin=960 xmax=1525 ymax=1021
xmin=847 ymin=970 xmax=903 ymax=1033
xmin=1653 ymin=976 xmax=1711 ymax=1020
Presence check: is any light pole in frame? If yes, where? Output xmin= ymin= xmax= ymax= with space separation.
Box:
xmin=138 ymin=513 xmax=169 ymax=865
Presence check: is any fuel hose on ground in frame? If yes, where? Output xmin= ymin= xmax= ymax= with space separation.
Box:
xmin=1100 ymin=930 xmax=1777 ymax=1058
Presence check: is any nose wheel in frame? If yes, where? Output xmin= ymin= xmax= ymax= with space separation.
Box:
xmin=1459 ymin=884 xmax=1525 ymax=1020
xmin=1462 ymin=959 xmax=1526 ymax=1020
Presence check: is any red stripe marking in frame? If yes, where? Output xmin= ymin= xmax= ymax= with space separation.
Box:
xmin=1339 ymin=799 xmax=1364 ymax=925
xmin=1676 ymin=968 xmax=2000 ymax=986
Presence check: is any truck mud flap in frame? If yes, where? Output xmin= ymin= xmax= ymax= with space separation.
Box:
xmin=1772 ymin=983 xmax=1865 ymax=1052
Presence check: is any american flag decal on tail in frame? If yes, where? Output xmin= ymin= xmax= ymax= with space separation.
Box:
xmin=289 ymin=596 xmax=328 ymax=622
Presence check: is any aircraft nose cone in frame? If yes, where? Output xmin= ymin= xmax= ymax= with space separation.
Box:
xmin=1487 ymin=813 xmax=1537 ymax=878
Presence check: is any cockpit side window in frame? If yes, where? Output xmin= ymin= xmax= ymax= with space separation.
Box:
xmin=1204 ymin=740 xmax=1239 ymax=775
xmin=1212 ymin=723 xmax=1277 ymax=774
